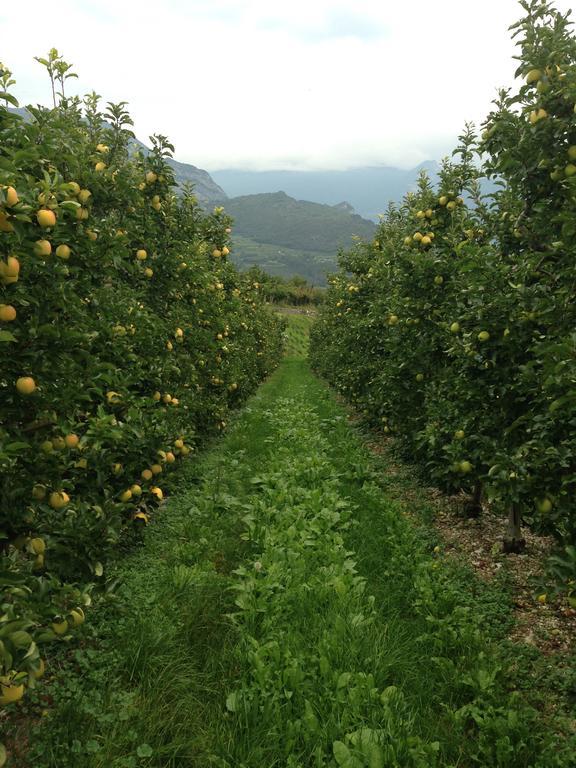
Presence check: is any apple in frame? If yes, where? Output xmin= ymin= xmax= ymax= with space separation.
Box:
xmin=525 ymin=68 xmax=541 ymax=84
xmin=536 ymin=498 xmax=553 ymax=514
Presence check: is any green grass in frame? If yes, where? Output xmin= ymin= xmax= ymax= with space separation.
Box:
xmin=279 ymin=311 xmax=315 ymax=358
xmin=18 ymin=360 xmax=575 ymax=768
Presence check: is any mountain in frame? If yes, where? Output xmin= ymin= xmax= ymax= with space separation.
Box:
xmin=168 ymin=157 xmax=226 ymax=202
xmin=212 ymin=163 xmax=439 ymax=221
xmin=8 ymin=107 xmax=226 ymax=205
xmin=220 ymin=191 xmax=375 ymax=252
xmin=217 ymin=191 xmax=376 ymax=285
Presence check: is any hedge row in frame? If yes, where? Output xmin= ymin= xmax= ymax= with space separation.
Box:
xmin=311 ymin=1 xmax=576 ymax=600
xmin=0 ymin=55 xmax=283 ymax=700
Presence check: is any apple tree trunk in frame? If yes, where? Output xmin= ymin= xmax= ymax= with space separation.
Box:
xmin=503 ymin=502 xmax=526 ymax=554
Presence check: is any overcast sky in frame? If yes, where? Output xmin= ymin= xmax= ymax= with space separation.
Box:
xmin=1 ymin=0 xmax=574 ymax=171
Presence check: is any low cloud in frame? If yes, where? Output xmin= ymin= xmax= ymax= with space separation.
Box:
xmin=2 ymin=0 xmax=573 ymax=171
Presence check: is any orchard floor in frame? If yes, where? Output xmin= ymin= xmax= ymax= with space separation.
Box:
xmin=13 ymin=359 xmax=575 ymax=768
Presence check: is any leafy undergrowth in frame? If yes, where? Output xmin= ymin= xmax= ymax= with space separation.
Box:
xmin=7 ymin=360 xmax=575 ymax=767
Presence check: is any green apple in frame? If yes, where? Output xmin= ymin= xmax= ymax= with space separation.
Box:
xmin=536 ymin=497 xmax=553 ymax=513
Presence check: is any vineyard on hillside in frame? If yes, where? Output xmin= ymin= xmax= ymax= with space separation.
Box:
xmin=311 ymin=0 xmax=576 ymax=602
xmin=0 ymin=50 xmax=282 ymax=708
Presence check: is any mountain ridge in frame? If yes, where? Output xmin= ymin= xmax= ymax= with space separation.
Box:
xmin=219 ymin=190 xmax=377 ymax=285
xmin=219 ymin=190 xmax=376 ymax=253
xmin=212 ymin=162 xmax=440 ymax=220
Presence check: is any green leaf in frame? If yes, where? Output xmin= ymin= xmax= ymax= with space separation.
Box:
xmin=333 ymin=742 xmax=363 ymax=767
xmin=136 ymin=744 xmax=153 ymax=758
xmin=366 ymin=744 xmax=385 ymax=768
xmin=225 ymin=691 xmax=239 ymax=712
xmin=0 ymin=331 xmax=16 ymax=343
xmin=333 ymin=741 xmax=352 ymax=766
xmin=0 ymin=92 xmax=19 ymax=107
xmin=337 ymin=672 xmax=351 ymax=688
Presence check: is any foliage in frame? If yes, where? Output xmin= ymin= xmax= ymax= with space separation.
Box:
xmin=310 ymin=0 xmax=576 ymax=587
xmin=0 ymin=54 xmax=283 ymax=708
xmin=244 ymin=266 xmax=324 ymax=305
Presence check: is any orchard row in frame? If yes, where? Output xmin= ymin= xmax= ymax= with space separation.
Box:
xmin=311 ymin=1 xmax=576 ymax=600
xmin=0 ymin=53 xmax=283 ymax=704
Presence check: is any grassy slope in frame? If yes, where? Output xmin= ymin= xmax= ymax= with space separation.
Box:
xmin=230 ymin=235 xmax=336 ymax=286
xmin=18 ymin=325 xmax=574 ymax=768
xmin=279 ymin=311 xmax=315 ymax=357
xmin=222 ymin=192 xmax=375 ymax=253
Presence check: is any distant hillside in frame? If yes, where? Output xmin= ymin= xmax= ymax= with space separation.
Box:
xmin=212 ymin=163 xmax=439 ymax=220
xmin=9 ymin=107 xmax=226 ymax=205
xmin=220 ymin=191 xmax=376 ymax=253
xmin=229 ymin=235 xmax=337 ymax=286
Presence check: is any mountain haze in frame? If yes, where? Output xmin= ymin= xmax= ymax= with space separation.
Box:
xmin=212 ymin=163 xmax=439 ymax=220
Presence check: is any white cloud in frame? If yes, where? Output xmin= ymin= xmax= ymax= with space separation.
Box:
xmin=1 ymin=0 xmax=574 ymax=170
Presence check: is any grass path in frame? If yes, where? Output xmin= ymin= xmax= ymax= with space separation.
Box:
xmin=24 ymin=359 xmax=573 ymax=768
xmin=278 ymin=310 xmax=315 ymax=357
